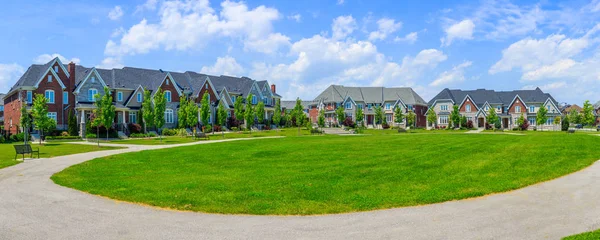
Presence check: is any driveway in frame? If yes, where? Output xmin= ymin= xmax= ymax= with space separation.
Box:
xmin=1 ymin=137 xmax=599 ymax=240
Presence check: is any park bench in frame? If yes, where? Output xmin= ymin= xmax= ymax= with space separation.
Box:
xmin=567 ymin=129 xmax=575 ymax=134
xmin=195 ymin=132 xmax=208 ymax=140
xmin=14 ymin=144 xmax=39 ymax=160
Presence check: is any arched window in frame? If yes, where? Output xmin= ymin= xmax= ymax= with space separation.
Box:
xmin=88 ymin=88 xmax=98 ymax=102
xmin=45 ymin=90 xmax=55 ymax=104
xmin=164 ymin=90 xmax=172 ymax=102
xmin=165 ymin=109 xmax=174 ymax=123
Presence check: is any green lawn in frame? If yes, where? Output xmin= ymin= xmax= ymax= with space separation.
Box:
xmin=52 ymin=132 xmax=600 ymax=215
xmin=563 ymin=229 xmax=600 ymax=239
xmin=107 ymin=129 xmax=313 ymax=145
xmin=0 ymin=143 xmax=120 ymax=169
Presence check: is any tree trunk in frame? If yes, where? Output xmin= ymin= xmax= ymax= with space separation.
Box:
xmin=97 ymin=128 xmax=100 ymax=147
xmin=39 ymin=129 xmax=43 ymax=145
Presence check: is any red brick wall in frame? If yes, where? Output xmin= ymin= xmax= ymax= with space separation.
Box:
xmin=34 ymin=71 xmax=67 ymax=126
xmin=414 ymin=105 xmax=428 ymax=127
xmin=509 ymin=98 xmax=526 ymax=114
xmin=160 ymin=77 xmax=181 ymax=103
xmin=196 ymin=81 xmax=217 ymax=104
xmin=3 ymin=91 xmax=23 ymax=134
xmin=309 ymin=106 xmax=319 ymax=123
xmin=459 ymin=99 xmax=477 ymax=113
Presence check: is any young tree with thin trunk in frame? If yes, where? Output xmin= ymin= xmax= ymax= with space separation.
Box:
xmin=582 ymin=100 xmax=595 ymax=126
xmin=406 ymin=110 xmax=416 ymax=129
xmin=178 ymin=95 xmax=188 ymax=128
xmin=142 ymin=89 xmax=154 ymax=134
xmin=217 ymin=103 xmax=227 ymax=128
xmin=394 ymin=106 xmax=404 ymax=128
xmin=356 ymin=107 xmax=364 ymax=128
xmin=318 ymin=108 xmax=325 ymax=128
xmin=67 ymin=109 xmax=78 ymax=136
xmin=91 ymin=93 xmax=103 ymax=146
xmin=234 ymin=96 xmax=244 ymax=127
xmin=245 ymin=94 xmax=255 ymax=131
xmin=293 ymin=98 xmax=304 ymax=135
xmin=374 ymin=105 xmax=383 ymax=128
xmin=536 ymin=104 xmax=548 ymax=127
xmin=20 ymin=102 xmax=31 ymax=144
xmin=450 ymin=105 xmax=460 ymax=129
xmin=487 ymin=107 xmax=499 ymax=129
xmin=31 ymin=94 xmax=51 ymax=145
xmin=100 ymin=87 xmax=116 ymax=140
xmin=186 ymin=97 xmax=198 ymax=132
xmin=153 ymin=89 xmax=166 ymax=141
xmin=256 ymin=101 xmax=265 ymax=126
xmin=273 ymin=99 xmax=281 ymax=128
xmin=200 ymin=92 xmax=210 ymax=129
xmin=426 ymin=109 xmax=436 ymax=129
xmin=335 ymin=105 xmax=345 ymax=127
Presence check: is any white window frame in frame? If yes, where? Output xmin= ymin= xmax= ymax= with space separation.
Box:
xmin=54 ymin=66 xmax=59 ymax=73
xmin=441 ymin=105 xmax=448 ymax=111
xmin=63 ymin=91 xmax=68 ymax=104
xmin=117 ymin=92 xmax=123 ymax=102
xmin=385 ymin=103 xmax=391 ymax=110
xmin=91 ymin=76 xmax=96 ymax=83
xmin=45 ymin=90 xmax=55 ymax=104
xmin=345 ymin=102 xmax=352 ymax=109
xmin=129 ymin=112 xmax=137 ymax=123
xmin=529 ymin=106 xmax=535 ymax=113
xmin=26 ymin=91 xmax=32 ymax=104
xmin=88 ymin=88 xmax=98 ymax=102
xmin=252 ymin=95 xmax=257 ymax=104
xmin=165 ymin=109 xmax=174 ymax=123
xmin=137 ymin=93 xmax=142 ymax=102
xmin=439 ymin=116 xmax=448 ymax=124
xmin=47 ymin=112 xmax=57 ymax=122
xmin=165 ymin=90 xmax=172 ymax=102
xmin=466 ymin=105 xmax=471 ymax=112
xmin=515 ymin=106 xmax=521 ymax=113
xmin=528 ymin=117 xmax=536 ymax=126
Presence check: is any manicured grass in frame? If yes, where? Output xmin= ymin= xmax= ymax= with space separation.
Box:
xmin=52 ymin=132 xmax=600 ymax=215
xmin=563 ymin=229 xmax=600 ymax=239
xmin=109 ymin=136 xmax=201 ymax=145
xmin=108 ymin=129 xmax=313 ymax=145
xmin=0 ymin=143 xmax=120 ymax=169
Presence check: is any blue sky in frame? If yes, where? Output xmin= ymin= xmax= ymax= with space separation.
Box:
xmin=1 ymin=0 xmax=599 ymax=104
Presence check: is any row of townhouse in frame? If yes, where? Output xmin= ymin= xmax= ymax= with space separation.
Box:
xmin=3 ymin=57 xmax=281 ymax=136
xmin=427 ymin=88 xmax=562 ymax=129
xmin=307 ymin=85 xmax=429 ymax=128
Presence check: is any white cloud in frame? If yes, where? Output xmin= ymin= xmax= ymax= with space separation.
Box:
xmin=331 ymin=15 xmax=357 ymax=40
xmin=288 ymin=14 xmax=301 ymax=22
xmin=522 ymin=81 xmax=567 ymax=91
xmin=337 ymin=0 xmax=345 ymax=5
xmin=111 ymin=27 xmax=126 ymax=38
xmin=33 ymin=54 xmax=80 ymax=64
xmin=441 ymin=19 xmax=474 ymax=46
xmin=394 ymin=32 xmax=418 ymax=44
xmin=0 ymin=63 xmax=25 ymax=93
xmin=105 ymin=0 xmax=289 ymax=59
xmin=521 ymin=59 xmax=576 ymax=81
xmin=429 ymin=61 xmax=472 ymax=87
xmin=135 ymin=0 xmax=158 ymax=14
xmin=201 ymin=56 xmax=245 ymax=76
xmin=108 ymin=6 xmax=124 ymax=21
xmin=97 ymin=57 xmax=124 ymax=69
xmin=368 ymin=18 xmax=402 ymax=41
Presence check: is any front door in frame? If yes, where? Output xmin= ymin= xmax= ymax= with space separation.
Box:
xmin=478 ymin=118 xmax=485 ymax=128
xmin=117 ymin=114 xmax=123 ymax=124
xmin=503 ymin=118 xmax=508 ymax=129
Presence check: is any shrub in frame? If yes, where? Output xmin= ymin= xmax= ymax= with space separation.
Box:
xmin=162 ymin=129 xmax=177 ymax=136
xmin=85 ymin=133 xmax=97 ymax=139
xmin=519 ymin=120 xmax=530 ymax=131
xmin=382 ymin=123 xmax=390 ymax=129
xmin=14 ymin=133 xmax=28 ymax=142
xmin=203 ymin=125 xmax=212 ymax=133
xmin=0 ymin=135 xmax=5 ymax=143
xmin=130 ymin=133 xmax=147 ymax=138
xmin=342 ymin=117 xmax=355 ymax=128
xmin=46 ymin=136 xmax=82 ymax=140
xmin=60 ymin=131 xmax=70 ymax=137
xmin=466 ymin=120 xmax=474 ymax=129
xmin=177 ymin=129 xmax=188 ymax=137
xmin=264 ymin=125 xmax=271 ymax=130
xmin=148 ymin=132 xmax=157 ymax=137
xmin=128 ymin=123 xmax=142 ymax=134
xmin=213 ymin=125 xmax=222 ymax=132
xmin=231 ymin=127 xmax=239 ymax=132
xmin=561 ymin=117 xmax=570 ymax=131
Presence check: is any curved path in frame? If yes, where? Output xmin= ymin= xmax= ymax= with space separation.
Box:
xmin=1 ymin=138 xmax=599 ymax=240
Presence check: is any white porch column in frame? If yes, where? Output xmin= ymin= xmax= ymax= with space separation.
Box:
xmin=79 ymin=109 xmax=86 ymax=137
xmin=122 ymin=111 xmax=126 ymax=124
xmin=80 ymin=110 xmax=85 ymax=123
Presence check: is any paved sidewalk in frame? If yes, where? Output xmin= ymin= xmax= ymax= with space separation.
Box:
xmin=0 ymin=137 xmax=599 ymax=240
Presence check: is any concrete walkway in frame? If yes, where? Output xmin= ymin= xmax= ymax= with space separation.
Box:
xmin=1 ymin=138 xmax=599 ymax=239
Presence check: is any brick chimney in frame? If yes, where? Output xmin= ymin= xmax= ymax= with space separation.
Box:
xmin=67 ymin=62 xmax=76 ymax=91
xmin=271 ymin=84 xmax=276 ymax=94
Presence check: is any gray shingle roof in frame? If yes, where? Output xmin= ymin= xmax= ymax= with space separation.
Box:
xmin=313 ymin=85 xmax=427 ymax=106
xmin=281 ymin=100 xmax=316 ymax=110
xmin=428 ymin=88 xmax=559 ymax=107
xmin=0 ymin=93 xmax=5 ymax=106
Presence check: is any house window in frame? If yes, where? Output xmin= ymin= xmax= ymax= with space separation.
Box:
xmin=441 ymin=105 xmax=448 ymax=111
xmin=386 ymin=113 xmax=393 ymax=123
xmin=496 ymin=106 xmax=501 ymax=112
xmin=408 ymin=105 xmax=413 ymax=111
xmin=27 ymin=91 xmax=32 ymax=103
xmin=45 ymin=90 xmax=55 ymax=104
xmin=252 ymin=95 xmax=257 ymax=104
xmin=528 ymin=117 xmax=536 ymax=125
xmin=165 ymin=109 xmax=174 ymax=123
xmin=166 ymin=79 xmax=170 ymax=85
xmin=547 ymin=117 xmax=554 ymax=125
xmin=0 ymin=106 xmax=3 ymax=111
xmin=91 ymin=76 xmax=95 ymax=83
xmin=88 ymin=89 xmax=98 ymax=102
xmin=439 ymin=116 xmax=448 ymax=124
xmin=48 ymin=75 xmax=53 ymax=82
xmin=137 ymin=92 xmax=142 ymax=102
xmin=529 ymin=106 xmax=535 ymax=113
xmin=368 ymin=104 xmax=372 ymax=109
xmin=484 ymin=106 xmax=489 ymax=111
xmin=129 ymin=112 xmax=137 ymax=123
xmin=54 ymin=66 xmax=59 ymax=73
xmin=466 ymin=105 xmax=471 ymax=112
xmin=385 ymin=103 xmax=391 ymax=110
xmin=165 ymin=91 xmax=172 ymax=102
xmin=357 ymin=104 xmax=363 ymax=109
xmin=504 ymin=107 xmax=508 ymax=113
xmin=515 ymin=106 xmax=521 ymax=113
xmin=547 ymin=105 xmax=552 ymax=112
xmin=63 ymin=92 xmax=68 ymax=104
xmin=231 ymin=96 xmax=236 ymax=103
xmin=47 ymin=112 xmax=57 ymax=122
xmin=345 ymin=102 xmax=352 ymax=109
xmin=117 ymin=92 xmax=123 ymax=102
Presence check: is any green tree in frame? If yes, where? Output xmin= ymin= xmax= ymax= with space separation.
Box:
xmin=406 ymin=110 xmax=416 ymax=129
xmin=178 ymin=95 xmax=188 ymax=128
xmin=256 ymin=101 xmax=265 ymax=125
xmin=553 ymin=116 xmax=561 ymax=130
xmin=91 ymin=93 xmax=103 ymax=145
xmin=335 ymin=105 xmax=345 ymax=126
xmin=234 ymin=96 xmax=244 ymax=124
xmin=569 ymin=110 xmax=581 ymax=124
xmin=293 ymin=98 xmax=304 ymax=134
xmin=582 ymin=100 xmax=595 ymax=126
xmin=487 ymin=107 xmax=499 ymax=129
xmin=31 ymin=94 xmax=52 ymax=145
xmin=536 ymin=104 xmax=548 ymax=127
xmin=516 ymin=113 xmax=525 ymax=129
xmin=450 ymin=105 xmax=460 ymax=128
xmin=20 ymin=102 xmax=31 ymax=144
xmin=356 ymin=107 xmax=364 ymax=127
xmin=67 ymin=109 xmax=78 ymax=136
xmin=426 ymin=109 xmax=437 ymax=128
xmin=99 ymin=87 xmax=116 ymax=140
xmin=200 ymin=92 xmax=210 ymax=128
xmin=460 ymin=115 xmax=467 ymax=128
xmin=245 ymin=94 xmax=255 ymax=131
xmin=561 ymin=116 xmax=570 ymax=131
xmin=374 ymin=105 xmax=383 ymax=126
xmin=395 ymin=106 xmax=405 ymax=128
xmin=142 ymin=88 xmax=154 ymax=134
xmin=217 ymin=103 xmax=227 ymax=127
xmin=153 ymin=88 xmax=167 ymax=141
xmin=186 ymin=97 xmax=198 ymax=131
xmin=273 ymin=99 xmax=281 ymax=128
xmin=318 ymin=108 xmax=325 ymax=128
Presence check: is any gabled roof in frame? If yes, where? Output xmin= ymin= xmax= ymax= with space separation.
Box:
xmin=428 ymin=88 xmax=559 ymax=108
xmin=313 ymin=85 xmax=427 ymax=106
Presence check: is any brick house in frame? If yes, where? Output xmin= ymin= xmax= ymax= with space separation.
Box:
xmin=310 ymin=85 xmax=428 ymax=128
xmin=428 ymin=88 xmax=561 ymax=130
xmin=3 ymin=58 xmax=281 ymax=136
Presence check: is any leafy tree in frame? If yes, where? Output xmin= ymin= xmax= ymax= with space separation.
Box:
xmin=31 ymin=94 xmax=52 ymax=145
xmin=536 ymin=104 xmax=548 ymax=126
xmin=374 ymin=105 xmax=383 ymax=127
xmin=356 ymin=107 xmax=364 ymax=127
xmin=293 ymin=98 xmax=304 ymax=134
xmin=200 ymin=92 xmax=210 ymax=127
xmin=186 ymin=97 xmax=198 ymax=130
xmin=67 ymin=109 xmax=78 ymax=136
xmin=516 ymin=113 xmax=530 ymax=130
xmin=494 ymin=119 xmax=501 ymax=130
xmin=561 ymin=116 xmax=570 ymax=131
xmin=153 ymin=88 xmax=167 ymax=141
xmin=20 ymin=102 xmax=31 ymax=144
xmin=582 ymin=100 xmax=595 ymax=126
xmin=569 ymin=109 xmax=581 ymax=124
xmin=553 ymin=116 xmax=561 ymax=125
xmin=450 ymin=105 xmax=461 ymax=128
xmin=217 ymin=103 xmax=227 ymax=127
xmin=245 ymin=94 xmax=255 ymax=131
xmin=90 ymin=93 xmax=103 ymax=145
xmin=99 ymin=87 xmax=116 ymax=140
xmin=426 ymin=109 xmax=436 ymax=128
xmin=234 ymin=96 xmax=244 ymax=123
xmin=318 ymin=108 xmax=325 ymax=128
xmin=178 ymin=95 xmax=188 ymax=128
xmin=406 ymin=110 xmax=416 ymax=128
xmin=273 ymin=99 xmax=281 ymax=128
xmin=335 ymin=105 xmax=346 ymax=126
xmin=256 ymin=101 xmax=265 ymax=125
xmin=395 ymin=106 xmax=405 ymax=127
xmin=487 ymin=106 xmax=499 ymax=129
xmin=142 ymin=88 xmax=154 ymax=133
xmin=460 ymin=115 xmax=467 ymax=128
